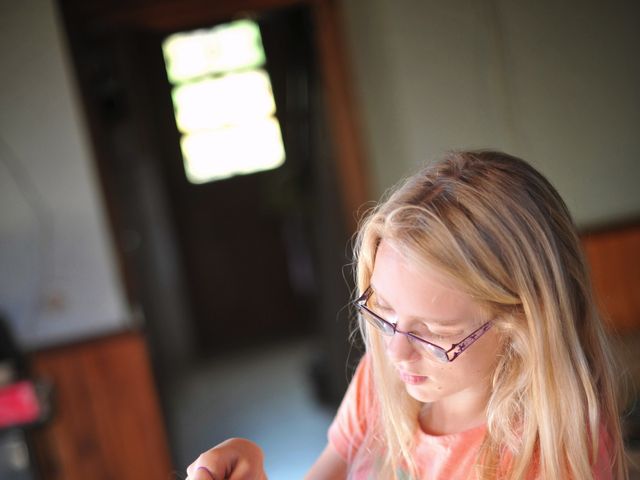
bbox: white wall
[0,0,130,349]
[341,0,640,228]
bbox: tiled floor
[164,338,335,479]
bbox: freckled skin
[370,241,502,434]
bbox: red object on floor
[0,380,41,429]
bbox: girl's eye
[417,327,462,341]
[431,331,457,340]
[369,301,464,340]
[372,303,394,316]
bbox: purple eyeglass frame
[354,287,493,363]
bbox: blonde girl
[186,150,627,479]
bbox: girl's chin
[405,383,441,403]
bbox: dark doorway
[138,8,320,355]
[56,0,368,470]
[56,0,365,396]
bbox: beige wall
[2,0,637,349]
[341,0,640,228]
[0,0,129,348]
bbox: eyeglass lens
[358,308,449,362]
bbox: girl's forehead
[371,240,480,322]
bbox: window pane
[172,70,276,133]
[181,118,286,184]
[163,20,266,83]
[162,19,286,184]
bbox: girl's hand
[186,438,268,480]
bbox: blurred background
[0,0,638,479]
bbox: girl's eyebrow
[370,284,459,326]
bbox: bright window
[162,20,285,184]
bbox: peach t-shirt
[328,354,613,479]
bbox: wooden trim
[578,215,640,237]
[72,0,305,31]
[311,0,370,233]
[581,223,640,332]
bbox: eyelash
[374,305,459,339]
[423,330,456,341]
[431,331,457,341]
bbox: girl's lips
[399,371,428,385]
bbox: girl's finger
[195,466,217,480]
[187,458,225,480]
[226,460,257,480]
[186,465,218,480]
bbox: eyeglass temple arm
[445,322,493,361]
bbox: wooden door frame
[56,0,370,402]
[61,0,370,234]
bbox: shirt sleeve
[327,353,376,462]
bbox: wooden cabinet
[28,332,173,480]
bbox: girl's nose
[385,331,421,363]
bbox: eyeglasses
[354,287,493,363]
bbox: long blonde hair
[352,150,627,479]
